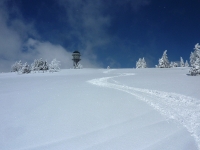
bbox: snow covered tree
[107,66,110,69]
[170,62,173,68]
[189,43,200,75]
[189,58,200,76]
[136,57,147,68]
[190,52,195,66]
[20,62,31,74]
[190,43,200,66]
[136,58,142,68]
[170,62,178,68]
[157,50,170,68]
[49,59,61,72]
[11,60,23,72]
[185,60,189,67]
[31,59,39,72]
[141,58,147,68]
[180,57,185,67]
[31,58,49,72]
[37,59,48,72]
[173,62,178,67]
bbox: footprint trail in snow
[88,72,200,149]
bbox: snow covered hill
[0,68,200,150]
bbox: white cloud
[23,38,99,69]
[0,1,99,72]
[0,0,152,72]
[0,20,22,59]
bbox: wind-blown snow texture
[0,68,199,150]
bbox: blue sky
[0,0,200,71]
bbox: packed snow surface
[0,68,200,150]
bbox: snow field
[0,68,199,150]
[88,68,200,149]
[89,75,200,148]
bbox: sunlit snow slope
[0,68,199,150]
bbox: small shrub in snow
[49,59,61,72]
[169,62,173,68]
[189,43,200,76]
[11,60,23,72]
[170,62,178,68]
[136,58,147,68]
[107,66,110,69]
[174,62,178,67]
[180,57,185,67]
[157,50,170,68]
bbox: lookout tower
[72,51,81,68]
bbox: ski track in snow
[88,71,200,149]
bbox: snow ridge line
[88,73,200,149]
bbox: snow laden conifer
[190,43,200,66]
[136,57,147,68]
[190,52,195,66]
[136,58,142,68]
[185,60,189,67]
[11,60,23,72]
[180,57,185,67]
[31,59,39,72]
[189,58,200,75]
[142,58,147,68]
[20,62,31,74]
[40,60,48,72]
[157,50,170,68]
[49,59,61,72]
[12,61,31,74]
[189,43,200,75]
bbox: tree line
[11,58,61,74]
[135,43,200,76]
